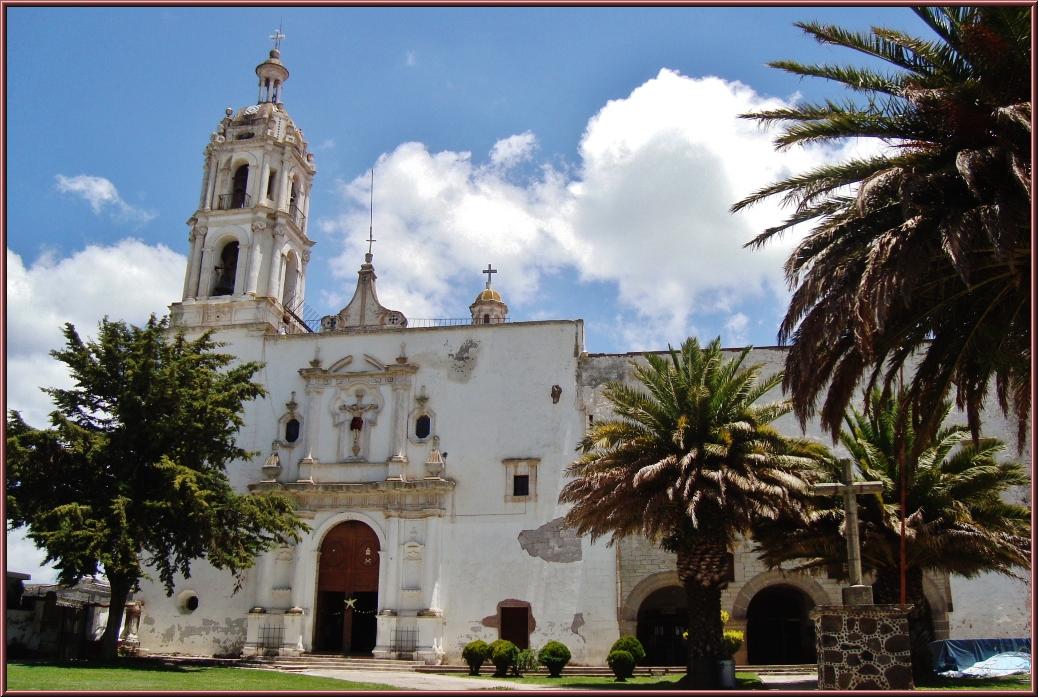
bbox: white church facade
[131,46,1030,665]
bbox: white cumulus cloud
[319,68,883,345]
[489,131,537,169]
[6,240,186,425]
[55,174,157,225]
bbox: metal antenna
[366,168,376,258]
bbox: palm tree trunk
[100,575,132,659]
[873,567,934,681]
[675,545,727,689]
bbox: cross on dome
[270,26,286,52]
[482,263,497,289]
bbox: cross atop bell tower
[171,38,317,335]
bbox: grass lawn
[451,671,764,690]
[5,661,402,691]
[916,674,1032,691]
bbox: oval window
[415,415,431,439]
[285,418,300,443]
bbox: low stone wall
[809,604,913,690]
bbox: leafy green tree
[731,7,1031,452]
[560,337,826,688]
[6,316,309,658]
[754,389,1030,678]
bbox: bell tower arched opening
[230,164,250,209]
[313,521,380,655]
[746,584,817,665]
[212,241,239,296]
[636,585,687,666]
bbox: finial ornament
[270,25,286,52]
[482,263,497,289]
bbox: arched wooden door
[313,521,380,654]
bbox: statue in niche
[333,388,380,460]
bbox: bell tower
[171,36,316,333]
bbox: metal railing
[217,192,252,210]
[391,627,418,653]
[259,624,284,652]
[288,203,306,228]
[408,317,510,327]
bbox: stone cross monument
[808,459,913,689]
[812,459,884,605]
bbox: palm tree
[559,337,826,688]
[730,7,1031,453]
[753,388,1030,679]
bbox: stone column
[810,604,914,690]
[385,516,401,611]
[197,246,216,299]
[235,241,251,296]
[255,147,270,204]
[281,607,305,656]
[290,546,316,612]
[387,381,408,479]
[198,157,211,210]
[298,385,322,480]
[205,152,219,210]
[247,223,267,295]
[262,226,284,298]
[254,550,274,609]
[182,227,202,300]
[421,517,441,612]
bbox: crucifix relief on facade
[332,387,382,461]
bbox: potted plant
[718,611,744,689]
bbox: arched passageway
[746,584,817,665]
[313,521,380,654]
[636,585,687,666]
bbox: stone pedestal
[281,608,305,656]
[810,604,914,690]
[242,607,266,657]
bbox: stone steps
[245,655,425,672]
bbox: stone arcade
[132,45,1030,665]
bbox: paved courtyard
[299,667,819,690]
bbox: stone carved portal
[314,521,380,654]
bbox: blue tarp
[929,638,1031,673]
[939,652,1030,678]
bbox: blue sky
[6,5,927,581]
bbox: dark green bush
[461,639,490,675]
[489,639,519,677]
[538,640,572,677]
[607,649,635,681]
[609,635,646,664]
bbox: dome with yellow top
[474,287,502,303]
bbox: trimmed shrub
[462,639,490,675]
[514,648,537,676]
[609,635,646,665]
[537,641,572,677]
[607,649,635,681]
[489,639,519,677]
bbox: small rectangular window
[513,475,530,497]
